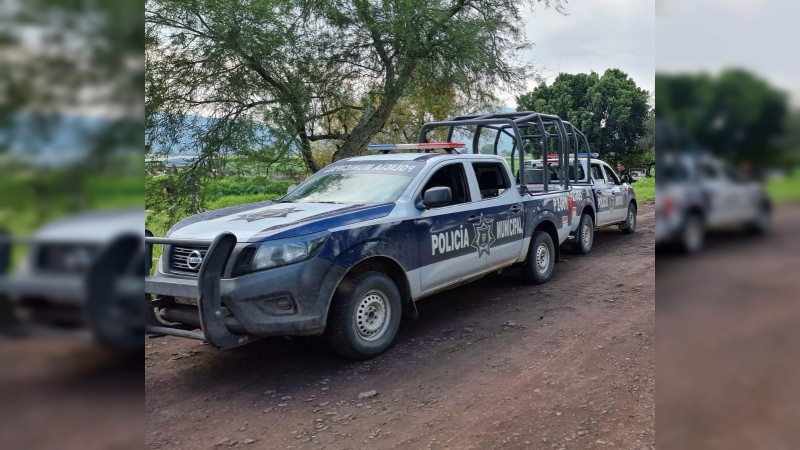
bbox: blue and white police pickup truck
[145,140,574,359]
[446,112,637,255]
[523,152,638,254]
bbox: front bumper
[145,233,345,349]
[655,212,682,244]
[0,234,143,348]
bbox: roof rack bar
[419,118,529,194]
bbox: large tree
[656,69,787,165]
[516,69,651,162]
[146,0,565,173]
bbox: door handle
[467,215,481,223]
[510,204,522,213]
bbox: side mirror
[620,175,629,184]
[286,184,298,195]
[418,186,452,209]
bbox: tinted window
[723,166,745,183]
[421,163,470,206]
[698,163,721,180]
[524,162,586,182]
[603,165,621,184]
[472,162,510,199]
[590,164,604,182]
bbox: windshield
[284,160,423,204]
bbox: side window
[472,162,511,199]
[723,166,745,183]
[698,163,721,180]
[602,165,621,184]
[565,163,586,181]
[590,164,605,182]
[421,163,470,207]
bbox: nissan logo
[186,250,204,270]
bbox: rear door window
[472,162,510,200]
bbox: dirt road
[146,204,656,450]
[656,204,800,449]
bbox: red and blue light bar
[367,142,466,153]
[544,152,599,160]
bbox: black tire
[620,202,637,234]
[571,213,594,254]
[679,213,705,254]
[325,271,402,360]
[746,202,771,235]
[522,231,556,285]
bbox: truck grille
[170,245,208,275]
[36,244,98,274]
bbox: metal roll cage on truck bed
[145,110,578,354]
[418,111,592,192]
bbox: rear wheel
[522,231,556,285]
[679,213,705,254]
[746,202,771,235]
[572,213,594,254]
[325,271,401,359]
[620,203,637,234]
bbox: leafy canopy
[656,69,788,166]
[146,0,565,173]
[516,69,651,164]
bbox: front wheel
[325,271,402,360]
[620,203,637,234]
[521,231,556,285]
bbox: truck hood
[35,208,144,242]
[165,201,395,242]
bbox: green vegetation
[516,69,653,165]
[0,170,142,235]
[146,0,566,173]
[766,169,800,204]
[145,175,293,235]
[656,70,789,167]
[633,176,655,203]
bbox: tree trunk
[297,127,320,173]
[333,63,416,161]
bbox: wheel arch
[533,219,560,262]
[580,204,596,225]
[334,255,415,319]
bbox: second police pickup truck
[521,121,638,254]
[145,112,623,359]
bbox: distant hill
[1,113,140,167]
[146,113,275,157]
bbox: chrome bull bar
[145,231,244,349]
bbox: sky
[656,0,800,106]
[497,0,656,107]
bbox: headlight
[250,233,329,272]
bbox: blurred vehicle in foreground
[655,151,771,253]
[0,209,143,350]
